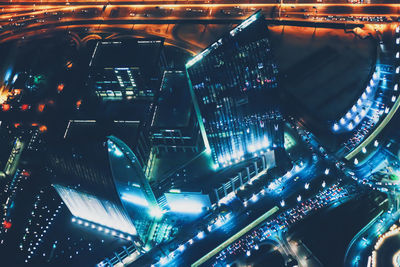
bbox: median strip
[191,206,279,267]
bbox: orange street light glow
[38,103,45,112]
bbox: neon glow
[54,185,137,235]
[121,193,149,207]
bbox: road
[125,117,357,266]
[344,192,400,267]
[0,2,398,49]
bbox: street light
[297,195,301,202]
[322,181,326,188]
[305,183,310,190]
[374,140,379,147]
[280,200,285,207]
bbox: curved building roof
[51,136,159,246]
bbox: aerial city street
[0,0,399,266]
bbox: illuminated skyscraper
[50,136,161,249]
[88,39,166,101]
[186,12,283,168]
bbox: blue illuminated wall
[186,12,283,168]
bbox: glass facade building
[186,12,283,168]
[50,136,161,248]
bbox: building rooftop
[90,39,164,69]
[152,71,192,129]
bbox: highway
[0,2,398,47]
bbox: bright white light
[112,231,117,236]
[113,146,123,157]
[396,67,399,74]
[374,140,379,147]
[121,193,149,207]
[246,250,251,257]
[395,84,399,91]
[392,96,396,102]
[370,80,374,86]
[355,116,360,123]
[197,231,205,239]
[77,220,82,225]
[340,118,346,125]
[333,123,339,131]
[160,257,168,265]
[322,181,326,188]
[373,72,377,79]
[248,144,255,153]
[347,122,353,130]
[352,105,357,112]
[325,168,330,175]
[280,200,285,207]
[98,226,103,231]
[362,93,367,99]
[255,244,259,250]
[84,222,89,227]
[167,196,207,214]
[297,195,301,202]
[105,229,110,234]
[362,147,367,153]
[396,38,400,44]
[251,194,258,202]
[178,245,185,252]
[150,207,164,219]
[346,112,351,119]
[305,183,310,190]
[357,99,362,106]
[354,158,359,165]
[71,218,76,222]
[361,109,366,116]
[366,86,371,93]
[396,52,399,59]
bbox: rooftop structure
[88,39,166,101]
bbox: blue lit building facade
[50,136,162,249]
[186,12,283,168]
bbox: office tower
[186,12,282,168]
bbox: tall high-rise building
[50,136,162,249]
[186,12,283,168]
[88,39,166,101]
